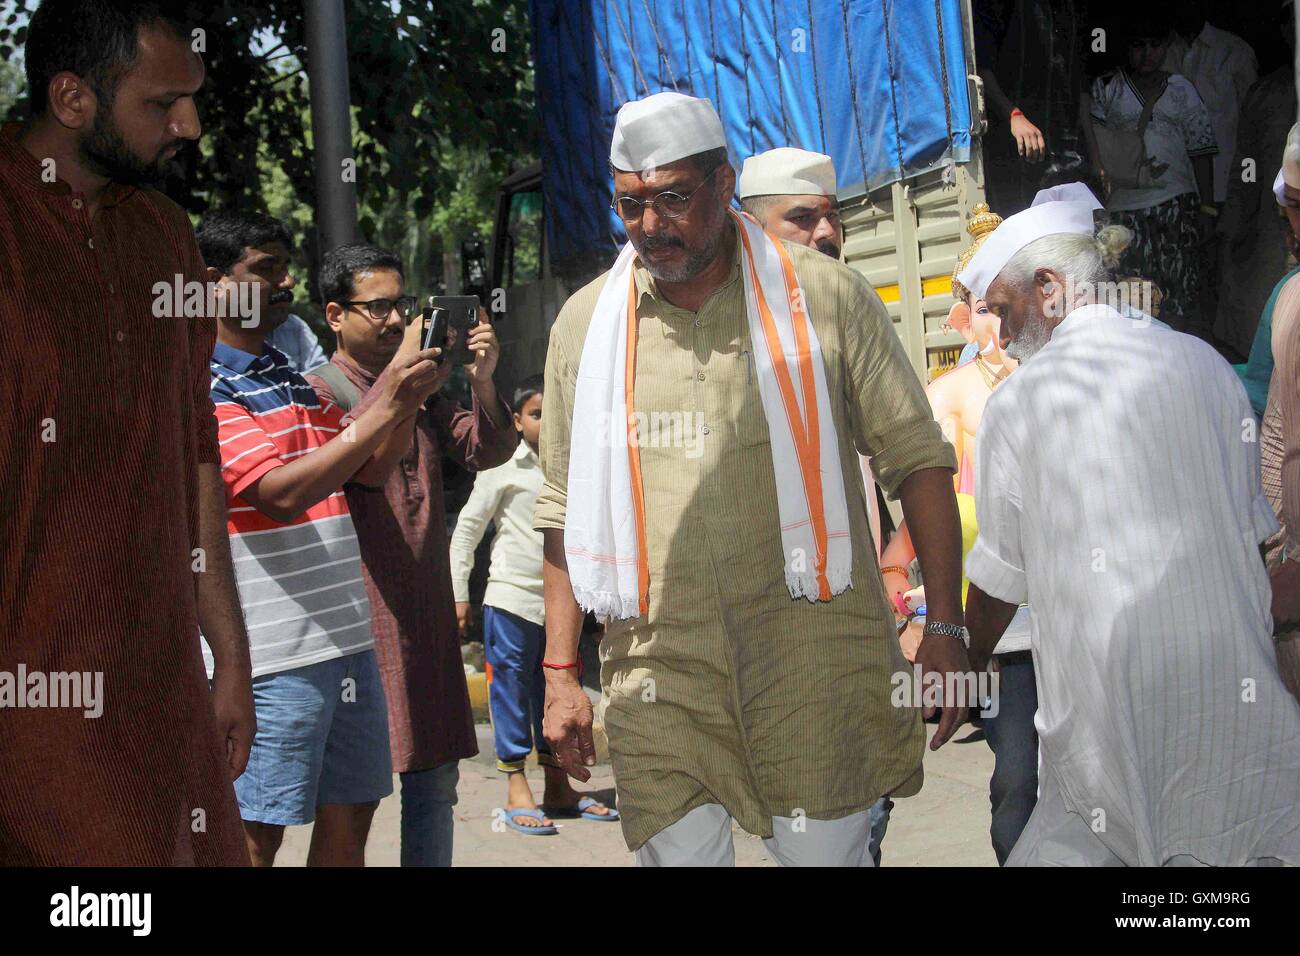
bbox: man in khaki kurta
[538,93,968,866]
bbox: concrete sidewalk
[277,721,999,866]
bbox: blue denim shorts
[235,650,393,826]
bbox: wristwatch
[923,620,971,649]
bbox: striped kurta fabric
[0,123,246,864]
[968,304,1300,865]
[307,352,518,773]
[536,226,957,850]
[205,343,372,678]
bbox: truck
[488,0,991,398]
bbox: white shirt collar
[1053,301,1158,338]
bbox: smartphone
[421,299,450,361]
[429,295,481,365]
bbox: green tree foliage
[0,0,537,336]
[0,58,21,121]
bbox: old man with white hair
[948,188,1300,866]
[536,92,967,866]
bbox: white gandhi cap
[609,92,727,172]
[1031,181,1104,210]
[955,187,1099,300]
[738,147,837,198]
[1275,123,1300,206]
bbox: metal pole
[304,0,358,253]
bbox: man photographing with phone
[307,244,517,866]
[204,219,445,868]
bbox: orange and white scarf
[565,210,852,620]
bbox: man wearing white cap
[739,145,893,863]
[739,147,843,259]
[948,189,1300,866]
[536,92,967,866]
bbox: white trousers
[634,803,875,867]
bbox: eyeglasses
[341,296,418,321]
[610,166,720,222]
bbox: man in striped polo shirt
[202,214,446,866]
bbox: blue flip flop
[574,796,620,821]
[502,807,558,835]
[543,796,621,821]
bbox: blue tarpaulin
[529,0,973,280]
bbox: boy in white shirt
[450,376,618,833]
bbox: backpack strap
[307,360,361,414]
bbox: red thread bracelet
[1010,108,1024,117]
[543,659,583,678]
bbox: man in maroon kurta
[307,245,517,865]
[0,6,250,865]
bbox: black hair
[195,211,293,274]
[1121,14,1173,45]
[684,146,730,178]
[318,243,405,306]
[24,0,190,117]
[512,373,545,413]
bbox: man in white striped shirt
[948,193,1300,866]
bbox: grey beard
[1004,321,1052,363]
[633,199,729,283]
[641,244,715,282]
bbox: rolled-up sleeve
[430,391,518,472]
[534,318,576,532]
[965,403,1028,605]
[842,276,956,497]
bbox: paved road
[278,720,999,866]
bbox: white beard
[1004,320,1052,363]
